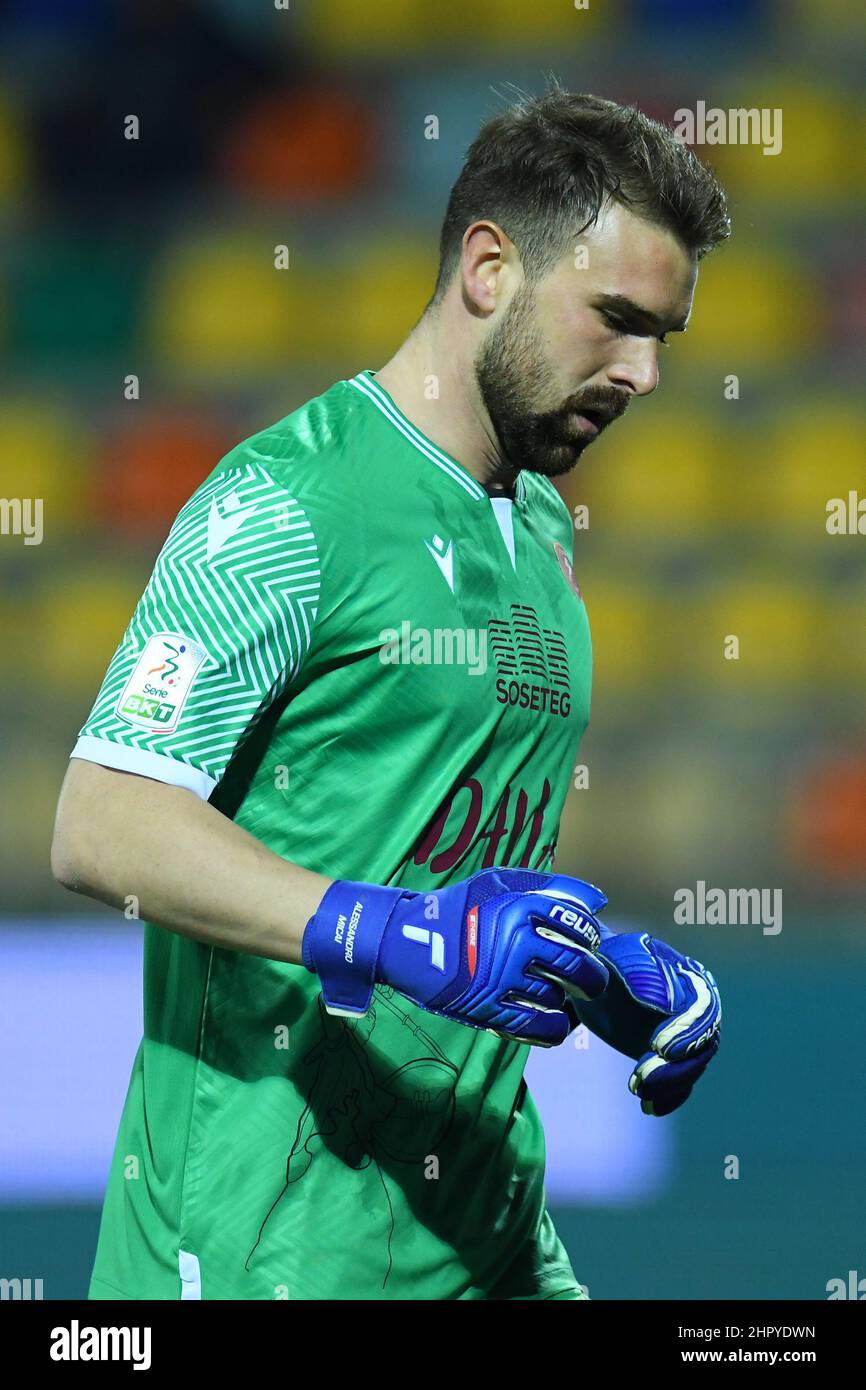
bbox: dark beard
[474,284,627,481]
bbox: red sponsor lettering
[467,906,478,977]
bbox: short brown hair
[431,82,730,304]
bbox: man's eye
[602,312,628,336]
[602,311,669,347]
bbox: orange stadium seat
[786,753,866,880]
[221,88,376,201]
[94,411,230,535]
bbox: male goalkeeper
[52,88,726,1301]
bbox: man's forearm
[51,759,331,964]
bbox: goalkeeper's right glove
[302,867,610,1048]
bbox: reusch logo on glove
[547,901,601,952]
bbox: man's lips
[564,401,625,437]
[570,411,600,436]
[564,409,611,438]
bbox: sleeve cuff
[70,735,218,801]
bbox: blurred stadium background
[1,0,864,1299]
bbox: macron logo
[206,492,257,562]
[425,535,455,593]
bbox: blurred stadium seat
[146,234,298,376]
[758,407,866,534]
[580,410,725,539]
[30,568,144,692]
[94,410,227,536]
[303,0,607,56]
[221,87,378,201]
[679,577,822,690]
[0,88,31,212]
[681,246,824,366]
[11,237,145,367]
[0,400,93,533]
[580,578,670,693]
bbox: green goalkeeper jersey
[74,369,593,1301]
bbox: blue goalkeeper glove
[302,868,610,1048]
[572,930,721,1116]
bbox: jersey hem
[89,1275,139,1301]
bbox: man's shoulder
[213,376,363,488]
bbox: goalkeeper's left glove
[571,930,721,1116]
[303,869,610,1047]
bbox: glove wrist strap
[303,880,404,1016]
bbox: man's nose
[606,340,659,397]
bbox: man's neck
[373,319,516,490]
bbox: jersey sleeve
[72,458,321,799]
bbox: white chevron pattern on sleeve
[77,461,321,789]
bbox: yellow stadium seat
[707,80,861,203]
[303,0,606,56]
[777,0,866,39]
[0,401,93,534]
[582,578,669,693]
[0,740,72,887]
[303,0,431,55]
[473,0,608,42]
[618,749,749,876]
[0,589,36,687]
[337,242,436,359]
[147,235,300,376]
[755,407,866,535]
[683,242,823,365]
[816,587,866,691]
[559,747,748,888]
[31,569,147,692]
[0,89,31,210]
[582,409,724,538]
[674,579,821,689]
